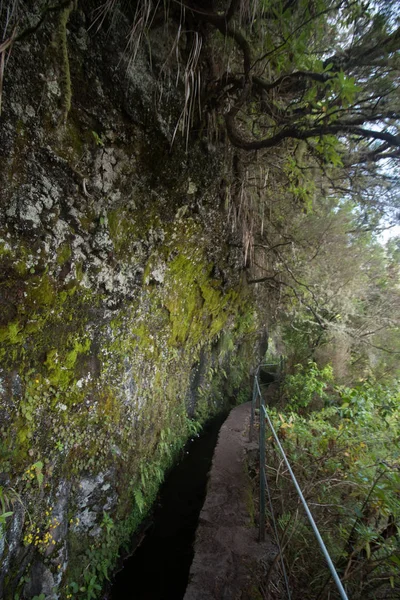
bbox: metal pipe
[259,390,266,541]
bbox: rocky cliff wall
[0,3,260,598]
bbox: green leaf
[91,130,104,147]
[0,511,13,525]
[134,489,145,513]
[390,556,400,567]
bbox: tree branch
[225,118,400,152]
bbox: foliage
[0,509,13,528]
[264,366,400,599]
[283,361,333,410]
[270,204,400,382]
[0,486,20,542]
[186,417,203,437]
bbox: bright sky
[379,224,400,244]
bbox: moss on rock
[0,5,261,599]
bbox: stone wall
[0,3,259,598]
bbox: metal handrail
[251,364,349,600]
[249,362,281,442]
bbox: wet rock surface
[0,3,259,597]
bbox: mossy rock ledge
[0,4,262,598]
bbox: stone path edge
[183,402,276,600]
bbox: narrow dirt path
[184,402,276,600]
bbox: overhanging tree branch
[224,118,400,152]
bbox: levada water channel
[106,413,226,599]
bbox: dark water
[109,413,227,600]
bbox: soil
[183,402,277,600]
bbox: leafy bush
[264,374,400,599]
[283,361,333,410]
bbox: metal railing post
[259,387,266,541]
[249,374,257,442]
